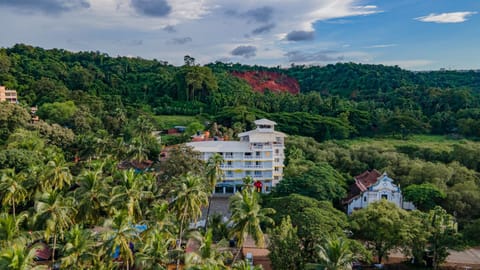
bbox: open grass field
[153,115,199,129]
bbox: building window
[381,194,388,200]
[364,196,367,202]
[274,167,279,172]
[215,186,223,194]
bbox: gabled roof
[343,169,382,204]
[254,118,276,126]
[354,169,381,192]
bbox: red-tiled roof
[354,169,381,192]
[343,170,382,204]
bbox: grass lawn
[153,115,199,129]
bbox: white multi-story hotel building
[186,119,287,194]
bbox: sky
[0,0,478,70]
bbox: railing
[244,165,263,169]
[220,165,234,169]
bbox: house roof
[238,129,287,139]
[186,141,251,153]
[354,169,381,192]
[343,169,382,204]
[254,118,277,126]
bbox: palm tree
[34,190,76,265]
[74,167,110,225]
[128,136,150,163]
[0,239,48,270]
[231,260,263,270]
[135,227,175,270]
[0,212,28,248]
[185,229,231,269]
[102,211,140,270]
[0,169,28,226]
[39,154,73,192]
[61,224,96,269]
[170,173,209,269]
[110,169,152,223]
[229,183,275,263]
[204,154,224,230]
[317,236,355,270]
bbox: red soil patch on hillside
[232,71,300,94]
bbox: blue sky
[0,0,478,70]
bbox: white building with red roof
[344,170,415,214]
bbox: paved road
[447,248,480,264]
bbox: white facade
[186,119,286,194]
[346,172,415,215]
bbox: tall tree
[268,216,303,270]
[34,190,76,265]
[350,200,409,263]
[170,173,209,269]
[428,206,459,270]
[0,212,28,248]
[0,240,48,270]
[185,229,231,269]
[316,236,355,270]
[110,169,153,223]
[74,166,111,226]
[102,212,140,270]
[39,154,73,192]
[229,181,275,263]
[204,153,224,230]
[61,224,96,269]
[0,169,27,226]
[403,183,446,211]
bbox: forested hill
[2,44,480,141]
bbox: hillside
[1,44,480,141]
[1,44,480,269]
[231,70,300,94]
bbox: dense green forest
[1,44,480,269]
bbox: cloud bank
[415,11,477,23]
[231,45,257,58]
[131,0,172,17]
[286,30,315,41]
[0,0,90,14]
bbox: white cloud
[365,44,397,49]
[415,11,477,23]
[0,0,381,65]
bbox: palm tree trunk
[12,200,16,229]
[52,233,57,266]
[176,207,188,270]
[232,244,243,265]
[204,195,213,230]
